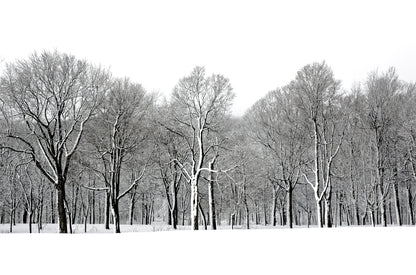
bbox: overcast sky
[1,0,415,116]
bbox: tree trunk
[392,182,402,226]
[191,179,199,230]
[170,178,178,229]
[56,182,68,233]
[287,184,293,228]
[50,188,55,224]
[208,161,217,230]
[244,202,250,230]
[272,185,278,226]
[263,200,268,226]
[324,189,332,228]
[376,147,387,227]
[198,202,207,230]
[407,184,414,225]
[378,186,387,226]
[129,196,135,225]
[370,208,376,227]
[28,211,33,234]
[22,208,27,224]
[104,191,110,230]
[9,210,13,233]
[111,200,121,233]
[91,190,95,224]
[84,215,88,233]
[316,199,323,228]
[38,207,43,232]
[38,191,44,231]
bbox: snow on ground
[0,222,298,233]
[0,224,414,275]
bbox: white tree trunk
[191,179,199,230]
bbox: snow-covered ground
[0,222,298,233]
[0,224,414,275]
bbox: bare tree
[247,88,308,228]
[290,61,344,227]
[83,78,152,233]
[167,67,234,230]
[0,51,110,233]
[362,68,402,227]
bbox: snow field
[0,226,414,275]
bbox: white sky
[1,0,415,116]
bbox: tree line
[0,50,415,233]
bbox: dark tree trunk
[407,184,414,225]
[38,204,43,232]
[287,184,293,228]
[208,160,217,230]
[28,211,33,234]
[370,209,376,227]
[172,191,178,229]
[198,202,207,230]
[104,191,110,230]
[167,207,172,225]
[98,193,102,224]
[50,188,55,224]
[324,184,332,228]
[22,208,28,224]
[56,182,68,233]
[244,202,250,230]
[263,190,268,225]
[338,193,342,227]
[9,210,13,233]
[38,189,44,231]
[91,190,95,224]
[170,183,178,229]
[272,185,278,226]
[84,215,88,233]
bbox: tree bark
[111,201,121,233]
[191,179,199,230]
[324,197,332,228]
[316,199,322,228]
[287,184,293,228]
[56,182,68,233]
[91,190,95,224]
[244,201,250,230]
[392,182,402,226]
[208,160,217,230]
[272,185,278,226]
[28,211,33,234]
[169,183,178,229]
[50,188,55,224]
[314,120,323,228]
[198,202,207,230]
[104,191,110,230]
[407,184,414,225]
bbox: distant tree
[246,88,308,228]
[153,123,186,229]
[83,78,152,233]
[362,68,402,227]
